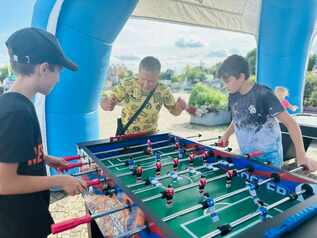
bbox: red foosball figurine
[156,159,162,176]
[165,184,175,207]
[175,140,180,150]
[202,150,209,163]
[136,164,143,182]
[145,139,153,155]
[173,158,179,171]
[225,169,237,188]
[188,152,195,166]
[199,175,207,194]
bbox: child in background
[274,86,298,112]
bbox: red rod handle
[59,162,83,172]
[213,140,229,147]
[86,178,101,187]
[51,214,92,234]
[63,155,81,162]
[247,151,263,158]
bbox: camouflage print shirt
[109,79,177,133]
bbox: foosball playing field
[52,132,317,238]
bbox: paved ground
[48,91,317,238]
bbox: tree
[209,62,222,77]
[160,69,175,81]
[246,49,256,75]
[307,54,317,71]
[0,65,9,82]
[185,66,207,84]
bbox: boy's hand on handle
[57,176,87,196]
[299,157,317,172]
[217,135,229,147]
[45,156,68,169]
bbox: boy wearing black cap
[0,27,87,238]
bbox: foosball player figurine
[202,150,209,163]
[199,175,207,194]
[188,152,195,166]
[175,139,180,149]
[155,159,162,176]
[135,164,143,182]
[173,157,179,171]
[258,206,268,222]
[245,179,264,207]
[201,192,219,223]
[225,169,237,188]
[178,147,185,160]
[154,151,161,162]
[125,156,135,171]
[162,184,175,207]
[145,139,153,155]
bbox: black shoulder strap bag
[116,85,158,136]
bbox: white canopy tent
[132,0,261,35]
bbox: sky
[1,0,317,73]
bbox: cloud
[174,37,204,48]
[207,49,228,58]
[114,54,141,61]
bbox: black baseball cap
[5,27,78,71]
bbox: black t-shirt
[0,92,53,238]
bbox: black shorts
[166,195,173,200]
[199,185,205,190]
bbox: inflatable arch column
[257,0,317,112]
[31,0,138,171]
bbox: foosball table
[52,132,317,238]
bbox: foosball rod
[186,133,202,139]
[162,166,305,222]
[127,163,209,188]
[94,139,171,156]
[203,189,307,238]
[144,167,249,203]
[106,150,178,169]
[72,168,100,177]
[99,143,180,162]
[197,136,220,143]
[117,157,189,178]
[118,150,211,178]
[99,136,216,162]
[51,204,132,234]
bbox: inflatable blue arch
[31,0,317,169]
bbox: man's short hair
[139,56,161,73]
[217,54,250,80]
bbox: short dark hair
[9,49,58,76]
[10,61,58,76]
[139,56,161,73]
[217,55,250,80]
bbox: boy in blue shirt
[217,55,316,170]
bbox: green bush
[304,72,317,107]
[189,83,228,112]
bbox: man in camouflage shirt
[101,56,186,133]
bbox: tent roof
[132,0,261,35]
